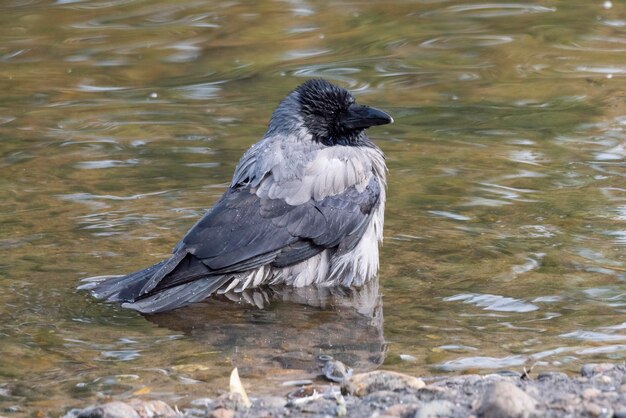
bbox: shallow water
[0,0,625,414]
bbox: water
[0,0,625,414]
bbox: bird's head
[269,79,393,146]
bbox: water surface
[0,0,625,414]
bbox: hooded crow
[81,79,392,313]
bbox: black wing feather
[158,176,380,288]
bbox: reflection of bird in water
[81,79,392,313]
[147,280,386,378]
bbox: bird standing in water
[82,79,393,313]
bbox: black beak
[341,103,393,130]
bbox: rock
[582,401,610,417]
[208,408,234,418]
[127,399,178,417]
[255,396,286,410]
[71,400,179,418]
[384,403,420,417]
[363,389,419,406]
[414,400,457,418]
[536,372,569,381]
[213,393,249,411]
[63,364,626,418]
[581,363,616,377]
[190,398,213,408]
[342,371,425,397]
[594,375,612,384]
[582,388,601,400]
[476,381,537,418]
[76,402,140,418]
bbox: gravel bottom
[65,362,626,418]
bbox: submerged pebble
[477,380,537,418]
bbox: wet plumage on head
[80,79,393,313]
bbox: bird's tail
[78,256,232,314]
[78,261,167,303]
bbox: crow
[81,79,393,313]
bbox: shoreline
[65,362,626,417]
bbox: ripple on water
[100,350,141,361]
[286,26,319,34]
[161,41,203,63]
[444,293,540,313]
[605,230,626,245]
[555,35,626,53]
[507,150,548,166]
[560,331,626,342]
[0,116,16,125]
[281,48,331,61]
[374,60,485,89]
[561,65,626,78]
[56,0,139,8]
[420,35,514,49]
[173,147,214,155]
[76,211,160,234]
[576,345,626,355]
[601,322,626,331]
[70,6,220,29]
[437,345,478,353]
[428,210,471,221]
[422,3,556,19]
[510,254,543,277]
[600,18,626,28]
[173,82,224,100]
[532,295,562,303]
[463,183,537,207]
[75,159,139,169]
[77,84,128,92]
[475,183,539,203]
[59,191,168,209]
[185,162,219,168]
[520,225,559,238]
[291,64,363,88]
[437,355,528,372]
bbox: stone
[213,393,249,411]
[76,402,140,418]
[414,400,457,418]
[582,388,601,400]
[476,381,537,418]
[208,408,234,418]
[536,372,569,382]
[384,403,420,417]
[342,371,425,397]
[582,401,609,417]
[127,399,178,417]
[190,398,213,408]
[255,396,286,410]
[581,364,616,378]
